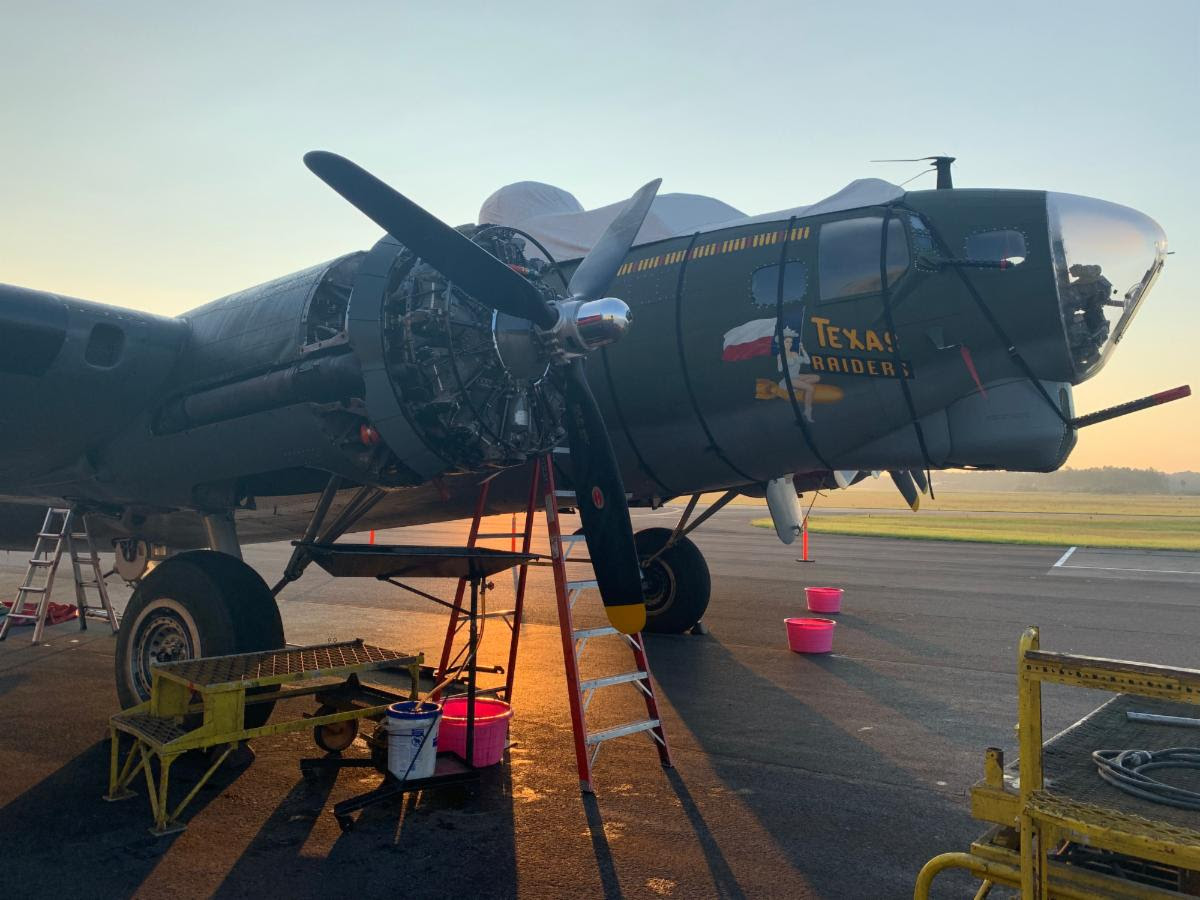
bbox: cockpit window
[818,216,908,302]
[751,262,808,306]
[909,214,935,253]
[965,229,1027,265]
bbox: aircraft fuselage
[0,186,1168,550]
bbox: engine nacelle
[6,228,580,510]
[350,228,568,476]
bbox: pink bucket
[805,586,843,613]
[785,617,836,653]
[439,697,513,767]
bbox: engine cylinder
[349,228,567,474]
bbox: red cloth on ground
[1,600,78,626]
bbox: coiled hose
[1093,748,1200,810]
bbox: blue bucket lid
[386,700,441,720]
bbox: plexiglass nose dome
[1047,192,1168,381]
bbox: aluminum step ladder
[543,451,672,793]
[0,507,119,644]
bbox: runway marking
[1057,563,1200,576]
[1053,546,1077,568]
[1049,546,1200,577]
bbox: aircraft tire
[636,527,711,634]
[178,550,285,661]
[114,551,285,728]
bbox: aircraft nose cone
[1048,192,1167,382]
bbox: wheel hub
[640,557,676,614]
[131,610,195,699]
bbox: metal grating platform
[154,639,419,689]
[1031,693,1200,834]
[111,711,189,746]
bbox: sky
[1,0,1197,470]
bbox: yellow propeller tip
[606,603,646,635]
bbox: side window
[818,216,908,302]
[751,262,808,306]
[965,229,1027,265]
[85,323,125,368]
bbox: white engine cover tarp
[478,178,905,263]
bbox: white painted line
[1058,563,1200,576]
[1052,546,1077,568]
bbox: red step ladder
[433,465,541,704]
[434,453,672,792]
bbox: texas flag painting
[721,318,777,362]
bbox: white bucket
[385,701,441,781]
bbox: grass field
[747,490,1200,551]
[797,489,1200,517]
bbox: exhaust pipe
[154,353,363,434]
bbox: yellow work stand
[916,626,1200,899]
[105,639,421,835]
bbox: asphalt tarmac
[1,505,1197,899]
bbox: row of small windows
[749,218,1027,306]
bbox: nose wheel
[635,527,711,634]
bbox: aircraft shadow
[645,630,983,899]
[210,764,339,899]
[0,669,28,699]
[310,751,520,899]
[827,609,961,661]
[0,739,246,896]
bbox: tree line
[934,467,1200,495]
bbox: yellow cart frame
[106,639,420,835]
[916,626,1200,899]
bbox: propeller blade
[889,470,921,511]
[567,179,662,302]
[562,359,645,633]
[304,151,557,329]
[910,468,929,494]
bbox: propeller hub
[571,297,632,351]
[304,150,655,634]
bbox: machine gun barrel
[1070,385,1191,429]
